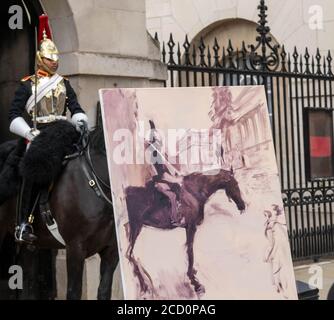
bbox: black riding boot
[15,180,37,244]
[0,139,26,206]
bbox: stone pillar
[41,0,167,126]
[41,0,167,300]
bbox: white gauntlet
[26,128,41,141]
[9,117,40,141]
[71,112,88,132]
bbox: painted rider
[8,14,88,243]
[147,120,185,227]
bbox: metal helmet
[36,14,59,74]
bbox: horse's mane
[89,123,106,154]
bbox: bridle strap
[86,144,111,190]
[71,126,112,206]
[80,144,113,206]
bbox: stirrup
[14,223,37,244]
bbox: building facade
[146,0,334,57]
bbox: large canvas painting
[99,86,298,300]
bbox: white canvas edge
[98,88,128,300]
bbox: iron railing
[156,0,334,260]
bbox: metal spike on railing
[293,47,299,73]
[154,32,159,42]
[304,47,310,74]
[236,48,240,69]
[199,37,207,67]
[327,50,333,76]
[299,55,303,74]
[311,56,315,74]
[222,47,226,68]
[213,37,220,67]
[207,46,212,67]
[323,56,327,76]
[227,39,235,69]
[287,53,291,73]
[281,45,287,72]
[241,41,248,70]
[177,43,181,65]
[316,48,322,75]
[162,42,166,64]
[192,43,197,66]
[183,35,191,66]
[167,33,176,65]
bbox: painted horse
[125,168,246,296]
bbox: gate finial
[248,0,280,71]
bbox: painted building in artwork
[175,128,222,174]
[175,87,273,174]
[218,87,272,169]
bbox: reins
[76,126,113,206]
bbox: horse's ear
[149,120,156,129]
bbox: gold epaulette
[21,75,33,82]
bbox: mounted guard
[6,14,88,243]
[146,120,185,227]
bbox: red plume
[38,14,52,43]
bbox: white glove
[71,113,88,132]
[9,117,40,141]
[26,128,40,141]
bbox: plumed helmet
[36,14,59,74]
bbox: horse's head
[89,124,106,155]
[217,169,246,213]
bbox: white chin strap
[9,117,31,139]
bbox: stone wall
[41,0,167,126]
[146,0,334,56]
[38,0,167,300]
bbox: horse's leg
[186,224,205,295]
[97,245,119,300]
[66,244,86,300]
[126,222,151,293]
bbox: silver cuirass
[31,76,66,121]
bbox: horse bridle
[82,143,113,206]
[70,126,113,206]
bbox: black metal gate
[157,0,334,260]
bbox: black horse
[0,122,118,300]
[125,169,246,296]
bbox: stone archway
[0,1,61,301]
[0,0,80,143]
[40,0,79,56]
[0,0,42,143]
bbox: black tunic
[8,78,85,122]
